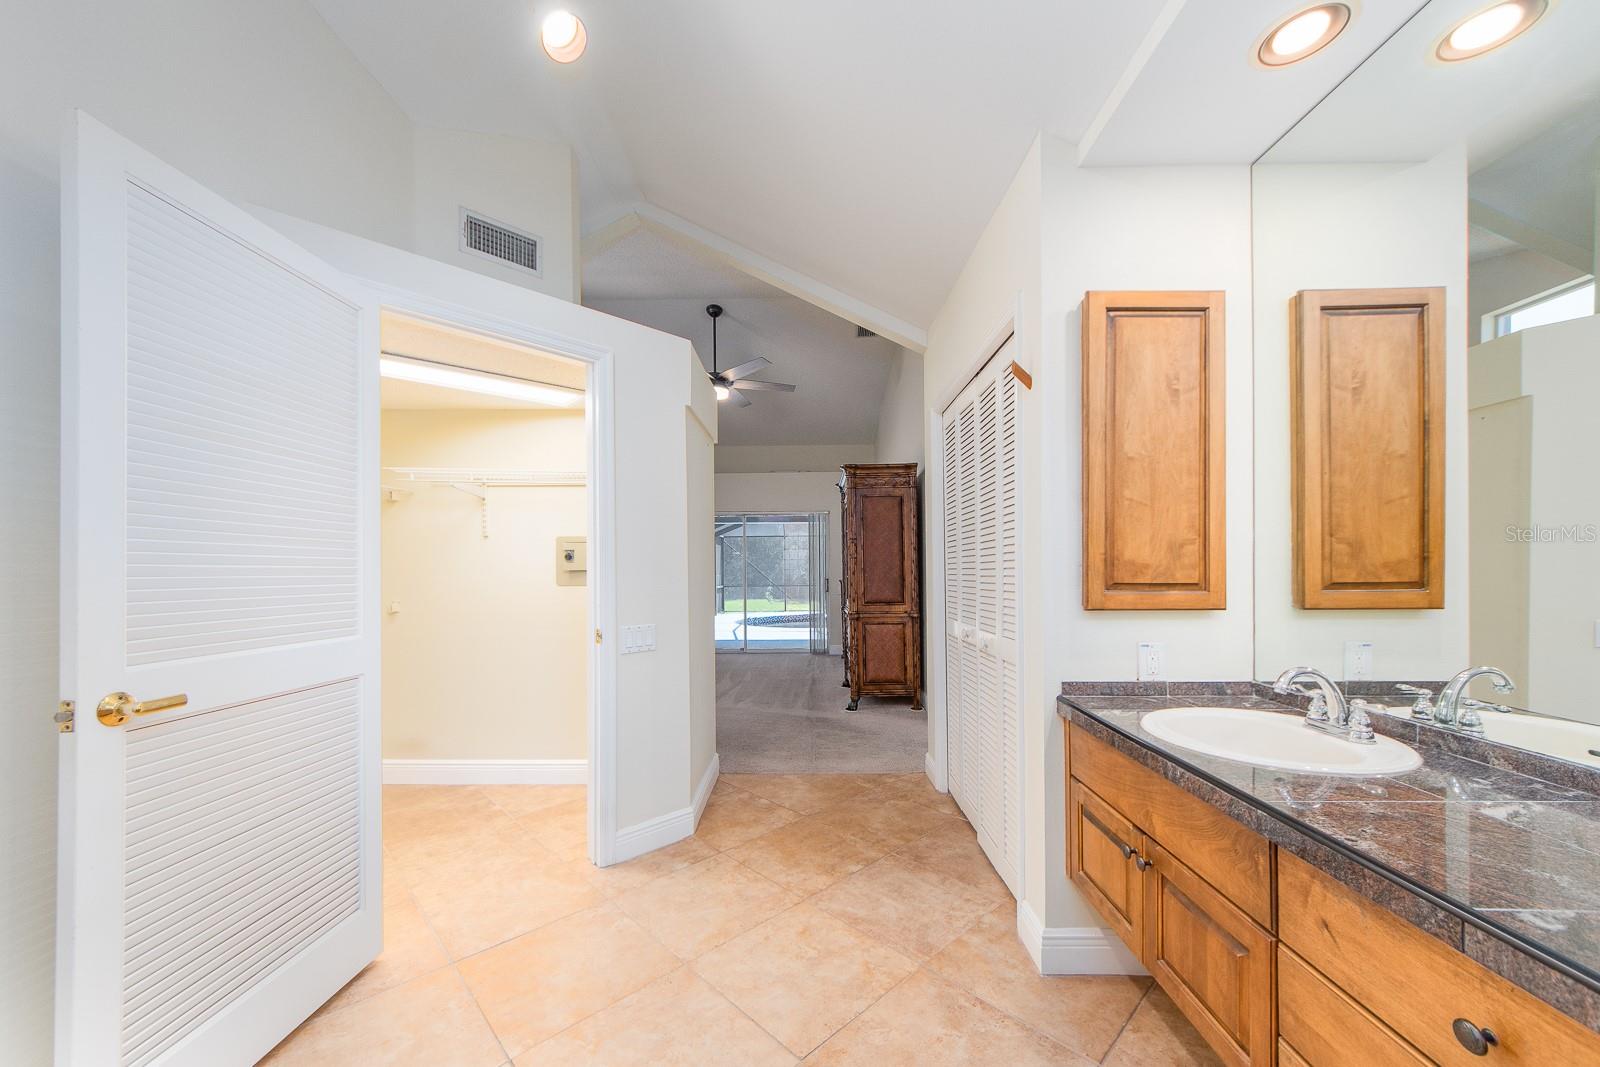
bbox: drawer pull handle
[1133,855,1152,872]
[1451,1018,1498,1056]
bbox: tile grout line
[1097,982,1157,1064]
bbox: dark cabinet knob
[1133,855,1152,872]
[1451,1018,1498,1056]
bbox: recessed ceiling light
[541,9,587,63]
[1257,4,1352,67]
[380,354,584,408]
[1436,0,1546,62]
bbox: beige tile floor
[262,774,1221,1065]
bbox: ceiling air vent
[459,207,542,277]
[855,325,877,339]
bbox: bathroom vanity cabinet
[1066,723,1599,1066]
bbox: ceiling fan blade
[732,380,796,392]
[720,357,772,381]
[726,388,753,407]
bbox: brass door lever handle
[97,691,188,727]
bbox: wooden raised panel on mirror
[1291,288,1445,608]
[1143,840,1275,1067]
[1083,290,1226,610]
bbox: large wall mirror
[1252,0,1600,760]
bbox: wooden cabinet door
[1291,288,1445,608]
[1067,780,1143,954]
[1143,841,1275,1067]
[853,615,916,693]
[1082,290,1226,610]
[849,485,918,615]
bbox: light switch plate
[1137,642,1166,681]
[1344,641,1375,681]
[620,624,657,654]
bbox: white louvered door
[58,113,381,1067]
[940,339,1022,896]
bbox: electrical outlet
[1137,642,1166,681]
[1343,641,1375,681]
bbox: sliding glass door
[715,513,828,652]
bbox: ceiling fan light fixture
[541,9,587,63]
[1436,0,1546,62]
[714,384,731,401]
[1256,4,1351,67]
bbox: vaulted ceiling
[311,0,1433,333]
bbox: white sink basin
[1140,708,1423,776]
[1473,713,1600,768]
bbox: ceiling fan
[704,303,795,407]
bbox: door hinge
[595,628,603,645]
[55,699,75,734]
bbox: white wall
[0,4,416,1059]
[1470,317,1600,723]
[715,472,849,652]
[381,409,588,761]
[687,411,719,790]
[875,347,926,466]
[1252,153,1471,684]
[714,443,875,473]
[412,124,580,302]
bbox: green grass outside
[718,598,812,613]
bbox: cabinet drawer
[1069,726,1273,926]
[1279,850,1600,1064]
[1278,945,1428,1066]
[1068,779,1142,952]
[1143,840,1275,1067]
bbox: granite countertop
[1058,686,1600,1031]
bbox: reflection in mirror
[1252,0,1600,762]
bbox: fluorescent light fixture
[541,9,587,63]
[380,355,583,408]
[1257,4,1351,67]
[1437,0,1546,61]
[713,384,731,401]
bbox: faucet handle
[1304,691,1331,723]
[1347,703,1376,743]
[1456,701,1486,736]
[1395,684,1435,720]
[1462,698,1513,716]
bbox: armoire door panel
[1292,288,1445,609]
[1083,291,1226,610]
[859,491,911,609]
[857,616,914,688]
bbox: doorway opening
[377,311,594,866]
[714,512,828,652]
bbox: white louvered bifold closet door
[58,113,381,1067]
[940,342,1022,896]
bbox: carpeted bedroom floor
[716,653,927,774]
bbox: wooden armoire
[838,463,922,711]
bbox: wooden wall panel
[1291,288,1445,609]
[1083,291,1226,610]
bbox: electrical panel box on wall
[556,536,586,587]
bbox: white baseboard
[381,758,588,785]
[612,753,720,865]
[692,751,720,823]
[1016,900,1146,976]
[924,751,946,793]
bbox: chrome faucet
[1272,666,1375,744]
[1436,667,1516,734]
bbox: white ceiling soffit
[310,0,1168,330]
[1078,0,1431,166]
[1263,0,1600,167]
[585,270,898,448]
